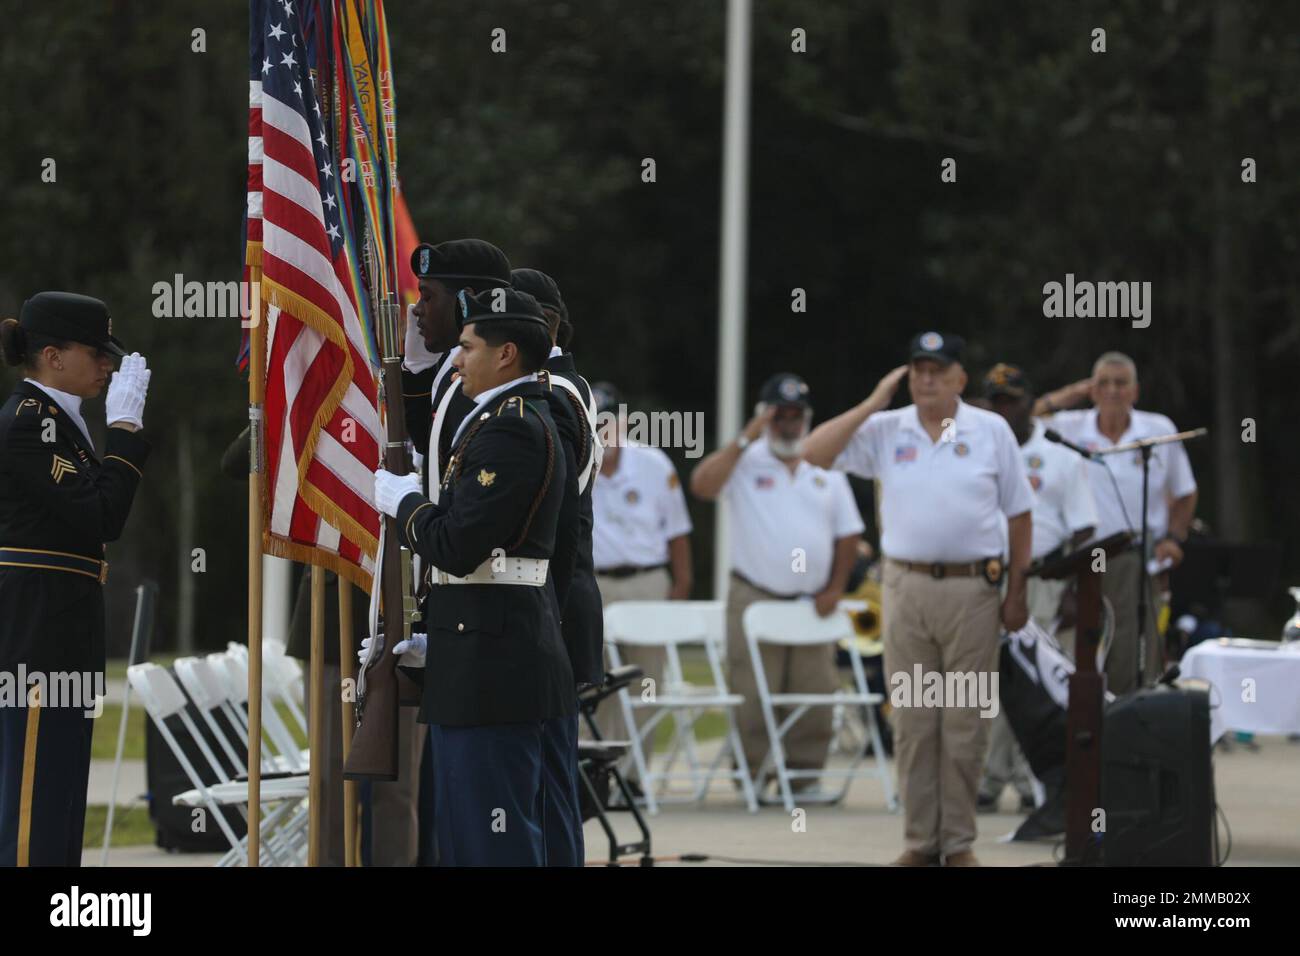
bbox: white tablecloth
[1179,639,1300,742]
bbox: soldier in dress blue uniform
[401,239,513,498]
[0,292,151,866]
[373,288,575,866]
[511,267,601,864]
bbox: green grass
[83,803,156,848]
[91,704,147,760]
[648,654,730,751]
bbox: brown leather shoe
[943,850,981,867]
[891,850,941,867]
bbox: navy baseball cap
[758,372,812,409]
[908,331,964,366]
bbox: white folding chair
[127,663,307,866]
[261,640,308,740]
[221,645,308,771]
[604,601,758,814]
[172,656,311,863]
[742,600,897,813]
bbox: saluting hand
[741,404,776,444]
[106,352,151,430]
[402,303,439,373]
[869,365,909,407]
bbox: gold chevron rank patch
[50,454,77,484]
[477,468,496,487]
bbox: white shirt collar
[452,372,538,448]
[24,378,94,451]
[903,397,967,437]
[548,345,563,358]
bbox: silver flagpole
[714,0,753,602]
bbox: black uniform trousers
[0,699,94,866]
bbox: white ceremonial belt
[430,556,549,587]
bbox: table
[1178,639,1300,742]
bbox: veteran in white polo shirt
[1034,352,1198,695]
[691,373,864,792]
[589,382,695,755]
[804,333,1034,867]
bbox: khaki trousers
[1102,550,1163,696]
[725,575,837,785]
[592,568,671,776]
[882,559,1001,857]
[304,663,426,866]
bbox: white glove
[105,353,151,428]
[374,467,422,517]
[358,632,426,668]
[393,633,427,669]
[402,304,440,374]
[357,634,381,668]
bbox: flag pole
[338,581,358,866]
[714,0,753,602]
[246,277,266,867]
[308,566,326,866]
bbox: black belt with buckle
[0,547,108,584]
[595,563,668,580]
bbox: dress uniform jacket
[0,380,150,675]
[540,354,604,687]
[395,380,575,727]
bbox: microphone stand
[1091,427,1206,690]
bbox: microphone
[1043,428,1094,460]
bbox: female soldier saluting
[0,292,151,866]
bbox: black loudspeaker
[1102,685,1214,866]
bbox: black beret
[759,372,812,409]
[457,288,550,330]
[510,268,566,318]
[410,239,511,289]
[19,291,126,357]
[908,330,965,366]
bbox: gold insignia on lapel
[49,405,58,415]
[50,454,77,484]
[477,468,497,487]
[15,398,40,416]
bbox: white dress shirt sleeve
[833,417,881,478]
[658,456,694,540]
[994,418,1036,518]
[1162,419,1198,501]
[828,472,866,538]
[1065,456,1099,535]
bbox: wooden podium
[1030,531,1132,865]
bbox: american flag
[252,0,380,585]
